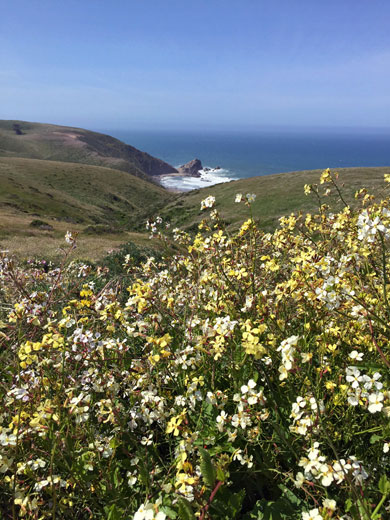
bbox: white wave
[161,167,237,191]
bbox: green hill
[0,157,173,260]
[0,120,177,180]
[162,166,390,232]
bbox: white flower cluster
[132,501,166,520]
[233,448,254,468]
[146,216,163,236]
[200,196,216,210]
[345,366,385,413]
[277,335,299,380]
[214,380,267,434]
[315,275,341,310]
[235,193,256,203]
[296,442,368,488]
[357,208,390,242]
[290,395,323,436]
[7,386,30,402]
[34,475,67,492]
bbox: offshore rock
[177,158,203,177]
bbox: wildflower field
[1,170,390,519]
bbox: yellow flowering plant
[0,171,390,519]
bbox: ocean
[106,129,390,191]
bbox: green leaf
[345,498,353,512]
[209,487,245,518]
[106,504,123,520]
[378,474,390,494]
[112,466,123,488]
[138,464,149,486]
[199,447,217,487]
[277,484,304,506]
[161,506,178,519]
[216,466,228,482]
[177,498,196,520]
[370,434,382,444]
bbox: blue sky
[1,0,390,131]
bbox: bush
[29,219,54,231]
[0,170,389,519]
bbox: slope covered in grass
[0,120,177,179]
[0,157,173,259]
[162,167,390,232]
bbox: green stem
[379,232,390,312]
[371,492,387,519]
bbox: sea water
[106,128,390,191]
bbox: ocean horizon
[104,128,390,191]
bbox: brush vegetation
[1,170,390,519]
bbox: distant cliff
[0,120,178,181]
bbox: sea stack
[177,158,203,177]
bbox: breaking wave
[160,167,237,191]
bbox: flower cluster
[1,170,390,518]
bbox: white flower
[235,193,243,203]
[346,366,362,389]
[347,392,359,406]
[133,503,166,520]
[12,387,29,401]
[141,434,153,446]
[362,372,382,390]
[294,471,305,488]
[318,463,334,486]
[383,442,389,453]
[301,352,312,363]
[323,498,336,511]
[216,411,228,431]
[302,508,322,520]
[246,193,256,203]
[368,392,384,413]
[200,196,216,210]
[65,231,75,244]
[349,350,363,361]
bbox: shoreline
[159,167,237,193]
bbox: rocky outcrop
[177,158,203,177]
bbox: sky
[1,0,390,132]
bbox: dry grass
[0,208,152,261]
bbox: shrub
[29,219,54,231]
[0,170,389,519]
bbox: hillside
[2,158,390,261]
[0,157,173,260]
[0,120,177,180]
[162,166,390,232]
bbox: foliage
[1,170,390,519]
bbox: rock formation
[177,158,203,177]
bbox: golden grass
[0,209,153,261]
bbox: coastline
[159,167,237,192]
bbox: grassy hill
[0,157,173,260]
[1,131,389,261]
[162,166,390,232]
[0,120,177,180]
